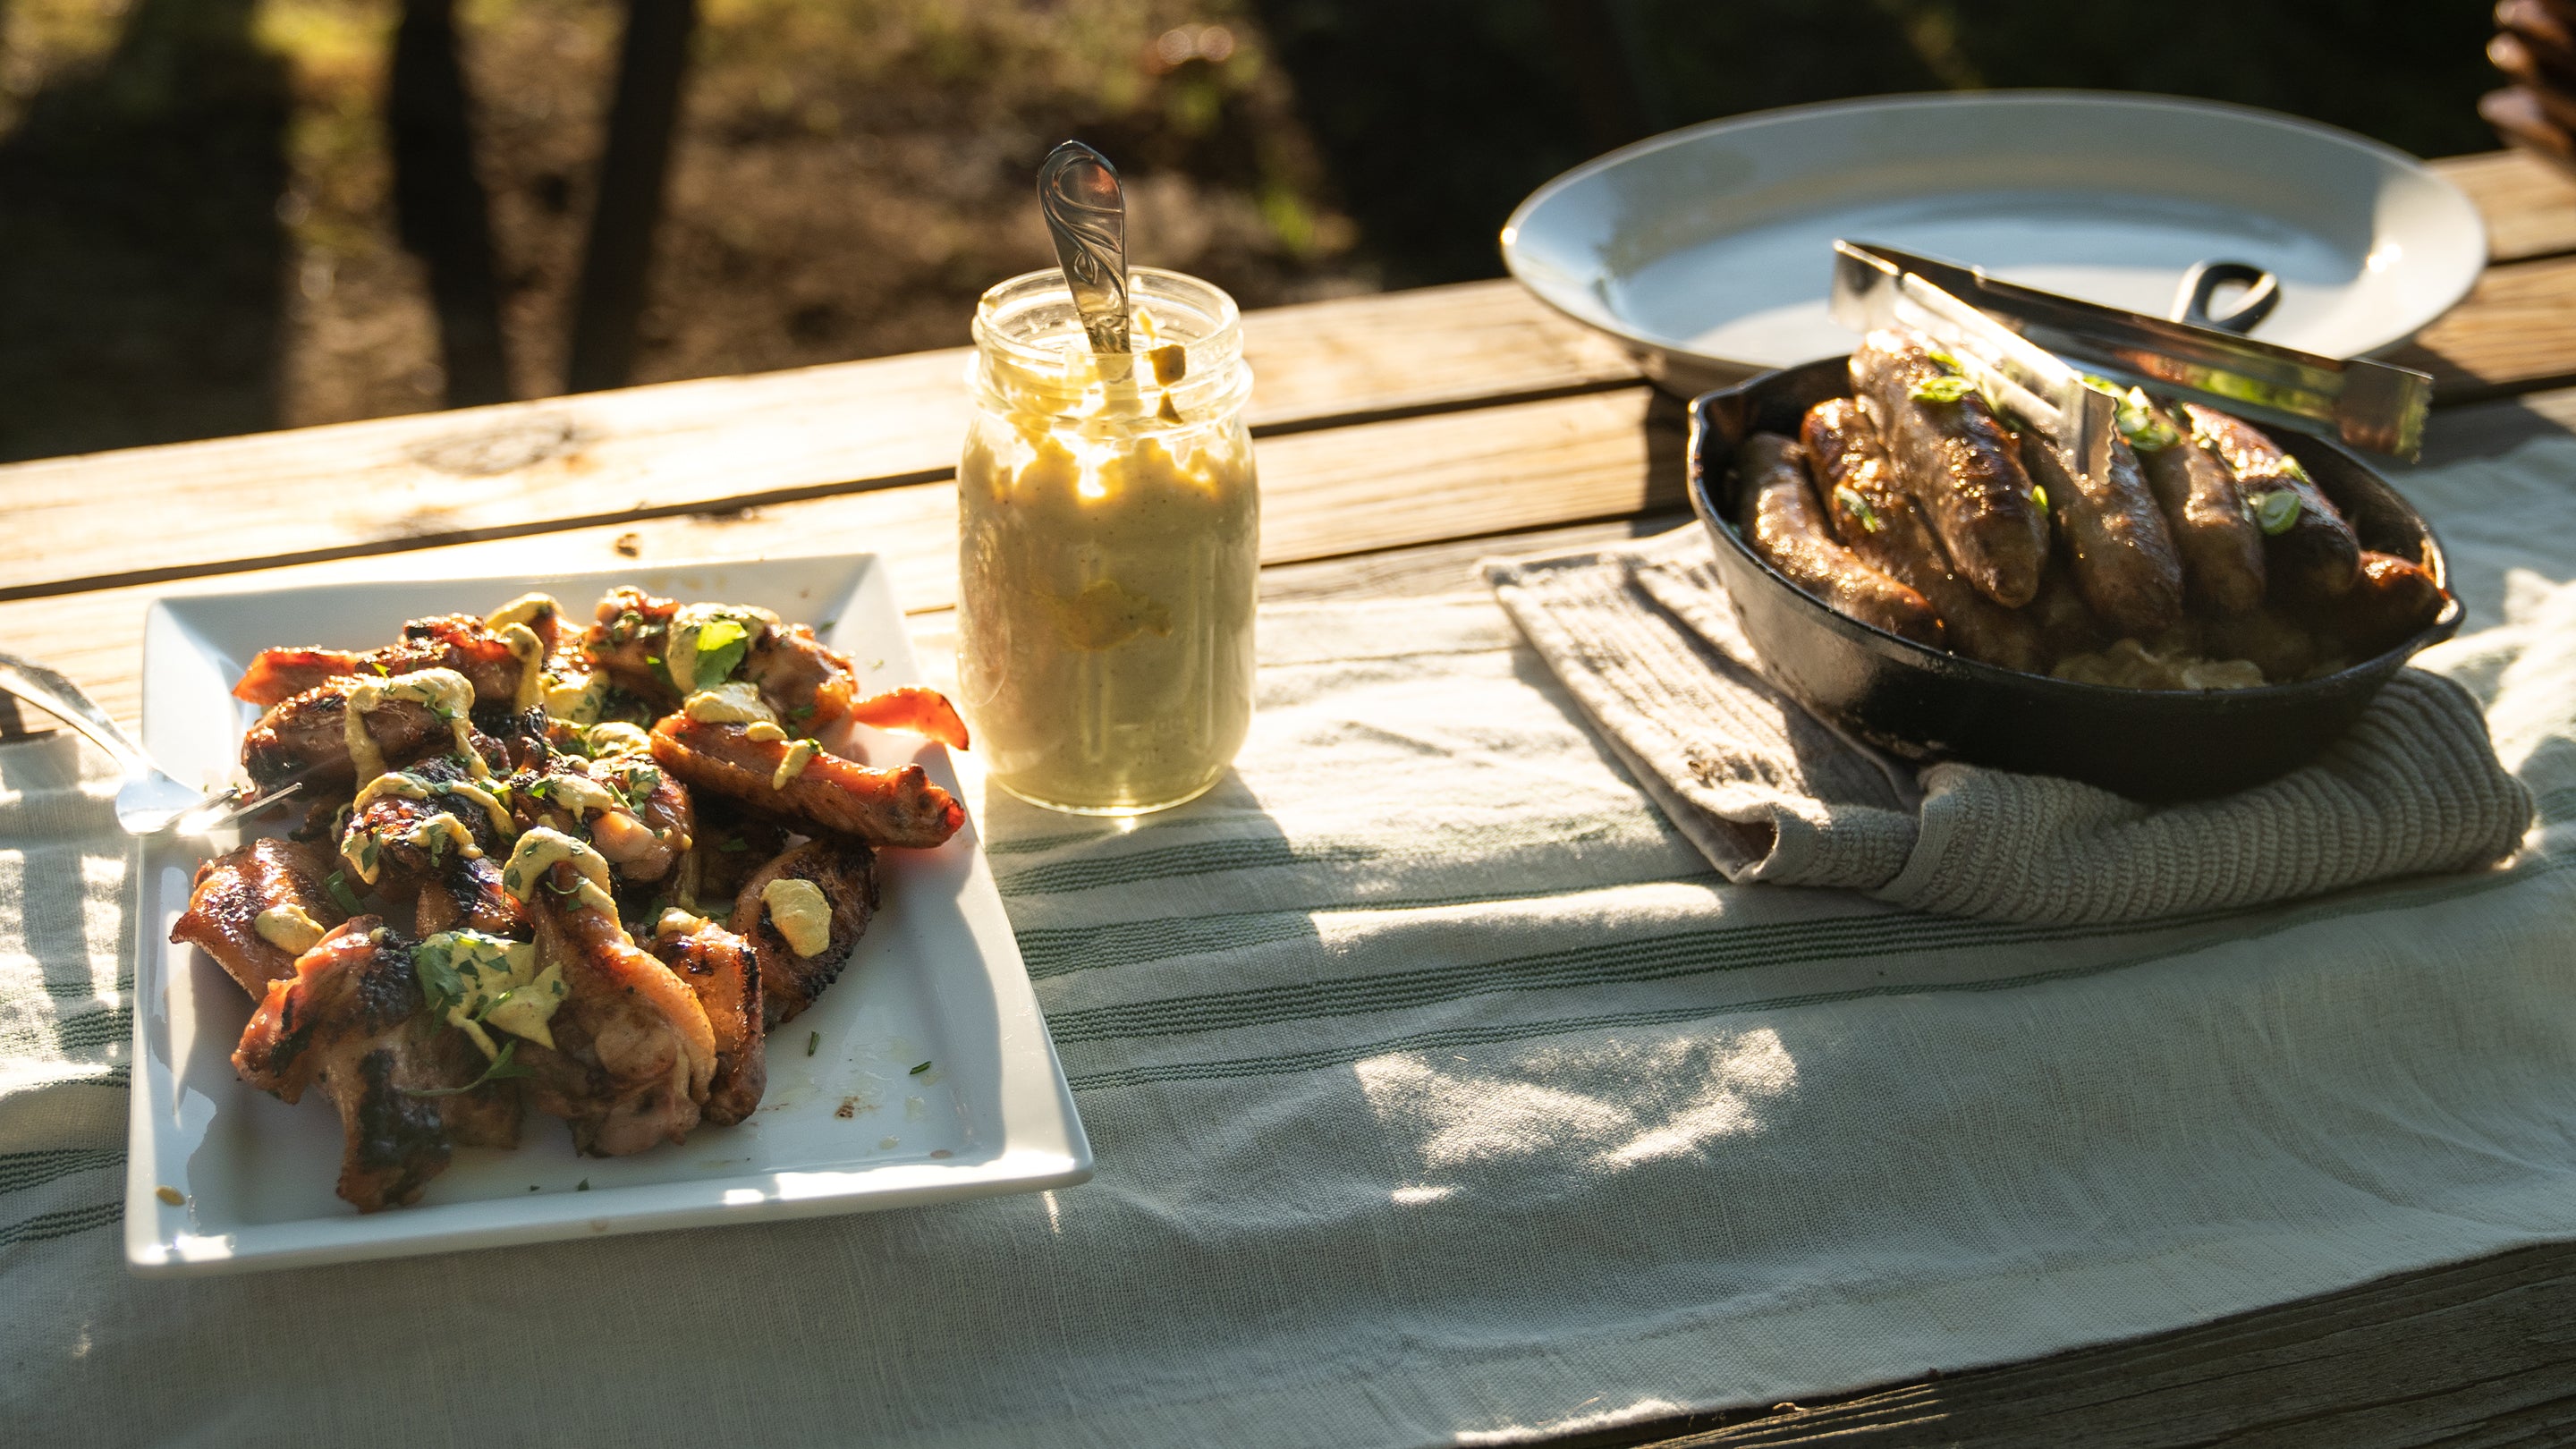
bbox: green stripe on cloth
[0,1147,122,1197]
[0,1199,121,1249]
[1062,849,2568,1091]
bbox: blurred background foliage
[0,0,2503,461]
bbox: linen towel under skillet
[1485,526,2534,924]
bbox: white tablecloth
[8,435,2576,1447]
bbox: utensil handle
[1037,140,1131,355]
[0,650,153,775]
[2172,260,2280,335]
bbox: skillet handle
[2171,259,2280,335]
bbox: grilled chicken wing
[841,685,970,750]
[512,752,692,883]
[678,799,790,907]
[170,838,347,998]
[232,919,519,1211]
[648,916,766,1124]
[582,586,881,728]
[245,683,436,792]
[650,716,962,848]
[518,860,717,1156]
[233,614,530,708]
[411,857,528,938]
[732,837,877,1029]
[338,756,513,886]
[242,672,504,793]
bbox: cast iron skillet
[1686,356,2463,801]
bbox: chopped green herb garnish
[326,869,364,915]
[401,1039,533,1097]
[1910,375,1976,404]
[415,942,466,1021]
[2279,454,2311,483]
[2108,388,2178,452]
[807,1031,820,1057]
[1924,348,1962,373]
[910,1060,932,1075]
[717,836,749,853]
[1833,485,1880,533]
[576,1178,590,1191]
[693,617,751,686]
[621,764,662,810]
[788,703,818,722]
[2252,488,2301,535]
[2030,483,2050,513]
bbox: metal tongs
[1827,240,2436,462]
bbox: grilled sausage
[2017,428,2183,639]
[2180,405,2360,606]
[1801,399,2046,672]
[2135,404,2267,616]
[2316,551,2446,662]
[1851,330,2049,607]
[1736,432,1945,648]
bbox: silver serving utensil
[1832,240,2432,460]
[0,651,294,835]
[1037,140,1131,364]
[1830,239,2118,483]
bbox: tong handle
[2171,259,2280,335]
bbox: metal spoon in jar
[0,651,295,835]
[1037,140,1131,369]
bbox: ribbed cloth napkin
[1485,527,2534,924]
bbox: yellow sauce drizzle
[500,826,619,915]
[760,877,834,957]
[681,681,776,725]
[485,593,561,632]
[352,770,513,835]
[771,738,816,790]
[665,604,780,694]
[416,929,565,1056]
[585,721,652,757]
[341,811,481,885]
[252,904,326,955]
[497,623,546,710]
[343,667,486,784]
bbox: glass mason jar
[957,267,1259,815]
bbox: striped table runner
[12,436,2576,1447]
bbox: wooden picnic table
[8,148,2576,1446]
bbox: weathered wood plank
[1587,1240,2576,1449]
[0,153,2552,601]
[0,388,1672,729]
[2387,250,2576,402]
[2435,148,2576,263]
[0,281,1637,601]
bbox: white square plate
[124,555,1089,1275]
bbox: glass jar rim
[971,267,1241,362]
[969,267,1250,425]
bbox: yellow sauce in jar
[957,269,1258,815]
